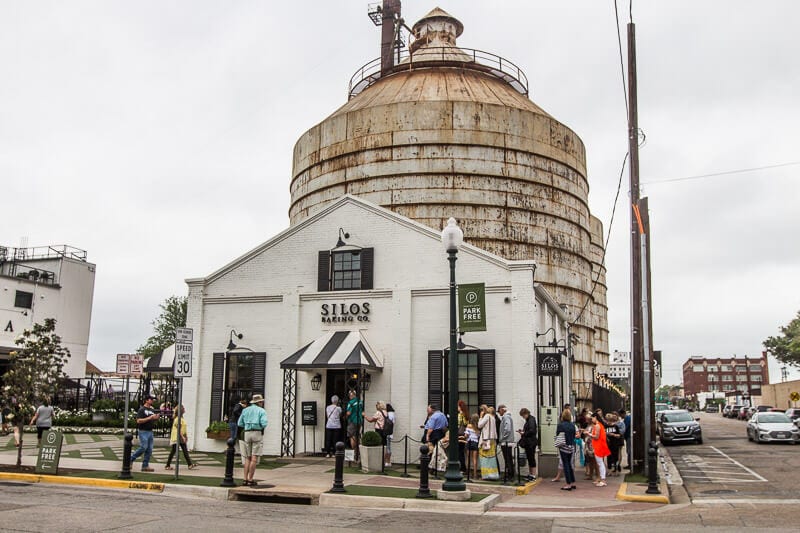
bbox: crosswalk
[672,446,766,484]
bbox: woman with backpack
[363,401,393,467]
[384,403,396,467]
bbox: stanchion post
[646,440,660,494]
[331,441,346,493]
[516,444,522,486]
[416,444,433,499]
[118,433,133,479]
[401,435,410,478]
[220,437,236,487]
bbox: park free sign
[458,283,486,332]
[35,429,64,475]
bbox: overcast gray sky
[2,1,798,386]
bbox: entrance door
[326,369,361,407]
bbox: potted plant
[358,430,384,473]
[205,421,231,440]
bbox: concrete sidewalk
[0,433,674,515]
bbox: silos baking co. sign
[537,352,563,377]
[321,302,371,323]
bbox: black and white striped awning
[145,344,175,374]
[280,330,383,371]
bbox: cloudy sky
[2,1,798,386]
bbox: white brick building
[182,196,569,456]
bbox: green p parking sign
[458,283,486,332]
[35,429,64,475]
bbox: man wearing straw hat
[238,394,268,486]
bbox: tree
[137,296,187,359]
[2,318,70,466]
[763,310,800,368]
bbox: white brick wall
[184,196,564,454]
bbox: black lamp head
[336,228,350,248]
[227,329,243,351]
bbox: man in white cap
[238,394,268,486]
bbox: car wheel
[747,431,752,442]
[696,437,703,445]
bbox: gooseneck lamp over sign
[440,217,466,492]
[227,330,243,351]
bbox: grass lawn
[624,472,648,483]
[337,484,489,502]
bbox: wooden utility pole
[627,21,646,475]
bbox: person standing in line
[238,394,268,486]
[423,404,448,446]
[588,411,610,487]
[497,404,515,481]
[165,405,196,470]
[556,409,577,491]
[456,400,470,472]
[324,395,342,458]
[463,414,480,479]
[130,394,159,472]
[517,407,538,482]
[605,412,624,476]
[30,398,54,446]
[477,405,499,480]
[345,390,363,456]
[384,403,396,467]
[229,397,247,445]
[621,408,632,469]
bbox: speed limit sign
[174,340,193,378]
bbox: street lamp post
[441,218,466,492]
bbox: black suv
[658,410,702,445]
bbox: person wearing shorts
[238,394,268,486]
[345,390,363,453]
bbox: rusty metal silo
[289,7,608,396]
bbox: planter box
[359,444,384,473]
[206,431,231,440]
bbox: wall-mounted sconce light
[310,373,322,391]
[336,228,350,248]
[362,372,371,392]
[227,329,243,351]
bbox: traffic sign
[130,354,144,377]
[790,391,800,402]
[116,354,130,375]
[174,342,193,378]
[175,327,193,343]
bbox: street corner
[616,480,670,504]
[0,471,165,493]
[515,477,541,495]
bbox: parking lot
[666,411,800,503]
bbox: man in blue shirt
[424,404,448,445]
[620,409,632,469]
[238,394,268,486]
[130,394,160,472]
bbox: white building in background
[609,350,631,380]
[182,196,571,456]
[0,244,96,379]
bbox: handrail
[348,46,529,100]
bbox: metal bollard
[118,433,133,479]
[646,440,660,494]
[330,441,346,493]
[416,444,433,498]
[220,437,237,487]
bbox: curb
[0,472,164,492]
[515,478,540,495]
[320,492,500,514]
[615,481,669,504]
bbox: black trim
[360,247,374,290]
[318,251,330,292]
[477,350,496,408]
[210,353,225,424]
[428,350,443,409]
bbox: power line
[642,161,800,185]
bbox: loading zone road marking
[675,446,766,484]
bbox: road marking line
[709,446,767,482]
[681,476,766,483]
[694,499,800,505]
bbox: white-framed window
[749,365,761,372]
[752,375,762,382]
[693,364,704,372]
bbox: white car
[746,412,800,444]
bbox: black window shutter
[253,352,266,398]
[360,247,374,290]
[428,350,443,409]
[477,349,496,408]
[210,353,225,424]
[318,251,330,292]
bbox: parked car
[738,406,756,421]
[726,405,744,418]
[658,410,702,445]
[655,403,669,414]
[755,405,774,413]
[746,412,800,444]
[705,404,719,413]
[785,408,800,421]
[722,404,734,417]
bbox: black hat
[144,394,157,401]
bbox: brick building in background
[682,353,770,400]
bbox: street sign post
[174,328,193,378]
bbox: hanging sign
[458,283,486,332]
[537,351,563,377]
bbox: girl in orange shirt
[588,412,610,486]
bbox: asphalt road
[666,411,800,503]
